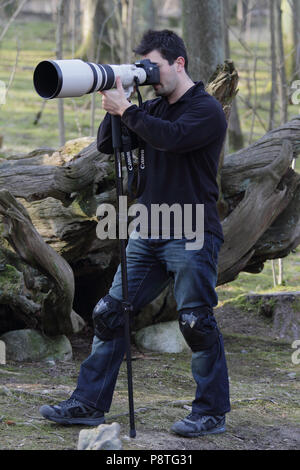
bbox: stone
[134,284,177,331]
[77,422,123,450]
[134,321,189,353]
[70,310,86,333]
[0,329,72,362]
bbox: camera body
[33,59,160,99]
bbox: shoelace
[58,398,79,408]
[185,413,222,424]
[185,412,204,422]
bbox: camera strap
[133,78,146,199]
[121,79,146,201]
[121,124,136,200]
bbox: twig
[0,0,27,42]
[0,0,18,11]
[71,99,82,136]
[1,387,69,401]
[232,397,278,405]
[237,94,267,132]
[48,431,65,441]
[33,100,47,126]
[0,367,21,375]
[20,421,40,430]
[24,414,45,420]
[2,36,20,104]
[227,432,245,441]
[226,23,254,58]
[249,54,258,145]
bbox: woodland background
[0,0,299,451]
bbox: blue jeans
[71,232,231,416]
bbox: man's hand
[99,76,132,116]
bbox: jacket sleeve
[97,110,140,154]
[121,97,227,153]
[97,112,113,154]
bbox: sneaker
[171,412,225,437]
[39,398,105,426]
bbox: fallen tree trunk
[0,190,75,336]
[0,61,299,335]
[218,139,299,283]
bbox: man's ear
[176,56,185,72]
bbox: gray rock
[135,321,189,353]
[70,310,86,333]
[77,422,123,450]
[134,284,177,331]
[0,329,72,362]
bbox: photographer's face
[142,50,180,98]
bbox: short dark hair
[133,29,189,72]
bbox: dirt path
[0,304,299,451]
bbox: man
[40,30,230,438]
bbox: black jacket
[97,81,227,241]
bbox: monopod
[111,114,136,438]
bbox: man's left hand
[99,76,132,116]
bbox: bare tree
[269,0,277,131]
[69,0,81,58]
[76,0,109,62]
[90,1,121,136]
[282,0,300,80]
[141,0,157,30]
[236,0,248,34]
[274,0,289,285]
[223,0,244,151]
[56,0,65,147]
[0,0,27,42]
[182,0,225,84]
[275,0,288,124]
[292,0,300,79]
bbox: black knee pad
[179,307,219,352]
[92,295,124,341]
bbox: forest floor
[0,298,299,452]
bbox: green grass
[217,249,300,305]
[0,18,106,153]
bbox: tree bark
[76,0,109,62]
[223,0,244,151]
[0,190,75,336]
[269,0,277,131]
[275,0,288,124]
[182,0,225,83]
[56,0,65,147]
[282,0,300,80]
